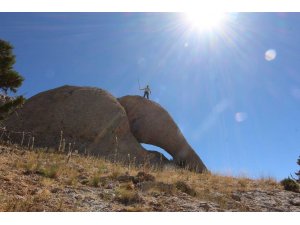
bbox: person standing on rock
[140,85,151,99]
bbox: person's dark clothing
[143,91,149,99]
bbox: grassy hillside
[0,143,299,212]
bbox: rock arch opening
[141,143,173,161]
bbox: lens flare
[265,49,277,61]
[235,112,248,122]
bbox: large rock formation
[118,96,207,172]
[3,85,207,172]
[3,85,165,164]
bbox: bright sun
[185,11,226,32]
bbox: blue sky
[1,12,300,180]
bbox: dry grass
[5,147,283,192]
[0,143,283,212]
[2,189,52,211]
[13,147,280,195]
[115,186,142,205]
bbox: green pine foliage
[0,39,25,120]
[296,156,300,183]
[280,178,299,193]
[281,156,300,192]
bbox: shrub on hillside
[280,178,299,193]
[115,187,142,205]
[175,181,197,197]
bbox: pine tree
[296,156,300,183]
[0,39,25,120]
